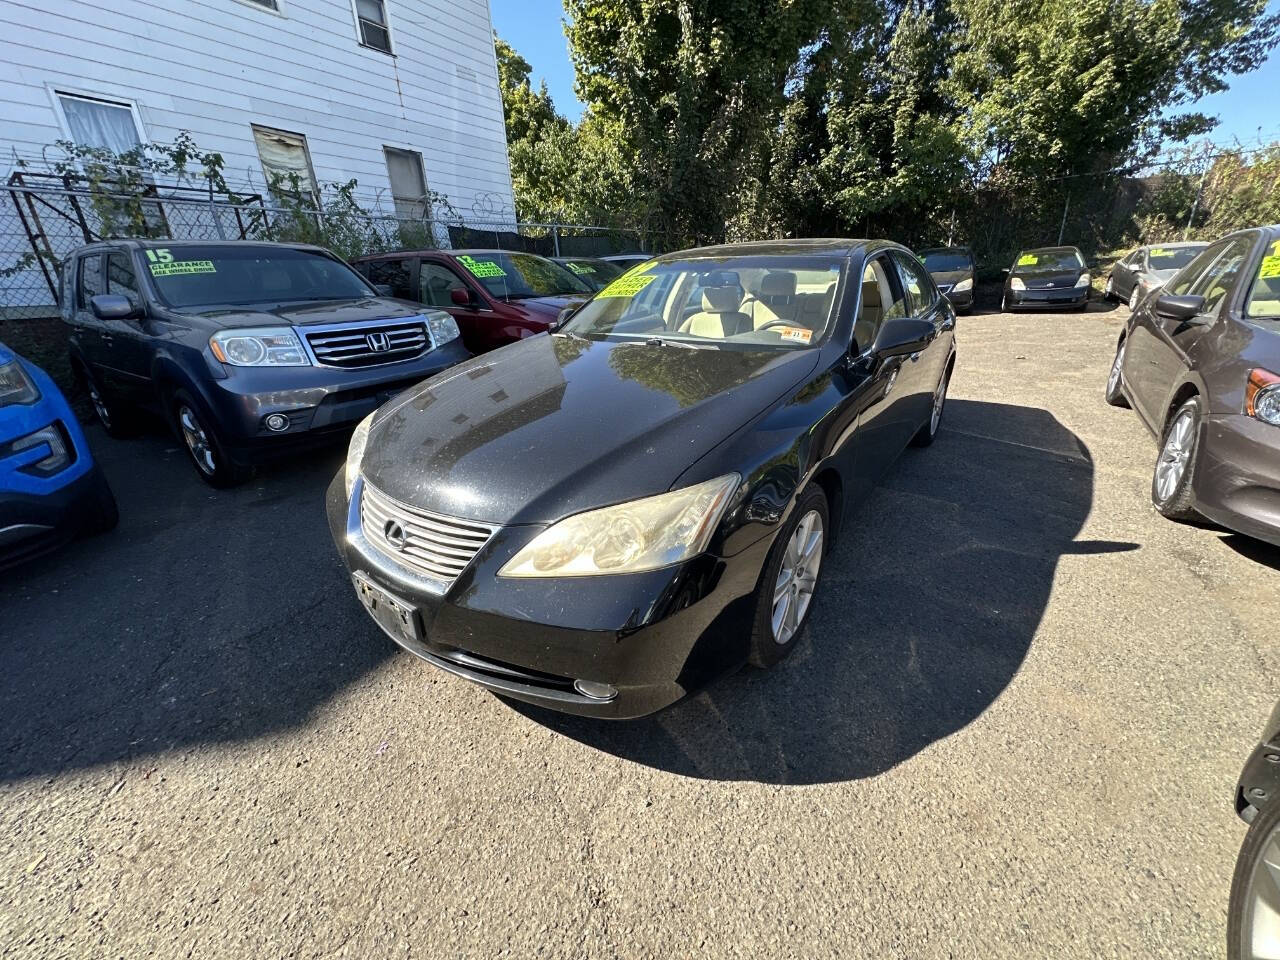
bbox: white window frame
[251,124,320,197]
[349,0,394,55]
[231,0,286,17]
[383,145,429,216]
[47,87,147,151]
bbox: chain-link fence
[1,175,642,320]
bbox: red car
[353,249,594,354]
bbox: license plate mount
[352,571,422,646]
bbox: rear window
[1147,246,1204,271]
[453,252,592,299]
[1245,239,1280,321]
[920,250,972,273]
[1014,249,1084,272]
[143,245,374,308]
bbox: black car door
[69,253,110,386]
[891,250,952,426]
[102,249,154,404]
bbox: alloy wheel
[772,509,823,645]
[178,404,217,476]
[1107,342,1125,397]
[1129,286,1140,311]
[1154,409,1194,503]
[87,381,112,430]
[1240,822,1280,960]
[930,375,948,435]
[1105,277,1114,299]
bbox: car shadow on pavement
[0,430,389,783]
[1220,533,1280,570]
[513,399,1137,785]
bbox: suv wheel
[75,358,136,438]
[171,389,253,488]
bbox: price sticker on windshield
[1017,254,1039,266]
[597,273,656,298]
[148,260,216,277]
[774,326,813,344]
[1260,254,1280,279]
[567,262,596,275]
[1150,247,1169,257]
[458,255,507,278]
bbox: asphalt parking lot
[3,302,1278,958]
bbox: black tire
[1228,800,1280,960]
[1151,396,1202,522]
[911,367,950,447]
[82,468,119,535]
[748,485,829,669]
[73,354,137,438]
[1129,286,1141,312]
[1104,338,1130,408]
[171,388,253,488]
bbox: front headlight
[1246,369,1280,426]
[425,310,460,346]
[1075,272,1091,288]
[209,327,310,366]
[345,412,374,499]
[1010,277,1026,291]
[499,473,740,577]
[952,277,973,292]
[0,360,40,406]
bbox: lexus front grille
[360,481,497,584]
[305,319,429,367]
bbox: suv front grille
[360,481,497,584]
[305,320,428,367]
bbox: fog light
[265,413,290,432]
[573,679,617,701]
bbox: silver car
[1105,241,1207,310]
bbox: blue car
[1,340,117,569]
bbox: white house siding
[0,0,516,311]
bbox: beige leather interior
[854,280,881,350]
[746,272,798,328]
[679,286,752,338]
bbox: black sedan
[1002,245,1091,311]
[328,239,956,718]
[919,246,975,312]
[551,256,625,292]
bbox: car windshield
[454,252,592,299]
[921,250,972,272]
[144,245,374,308]
[560,259,624,291]
[1148,246,1204,271]
[1014,249,1084,272]
[1245,241,1280,320]
[562,256,844,350]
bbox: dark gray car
[1105,241,1207,310]
[1104,225,1280,545]
[919,246,975,312]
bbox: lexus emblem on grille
[367,331,391,352]
[383,520,408,550]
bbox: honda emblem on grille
[383,520,408,550]
[367,331,391,352]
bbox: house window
[355,0,392,53]
[244,0,279,8]
[56,92,143,154]
[384,147,427,219]
[251,125,317,197]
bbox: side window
[877,259,910,321]
[854,256,904,351]
[1189,237,1253,314]
[77,254,103,309]
[1167,241,1228,296]
[362,258,413,299]
[106,252,141,308]
[419,262,469,308]
[892,252,938,315]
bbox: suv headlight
[1075,272,1091,288]
[345,412,375,499]
[952,277,973,292]
[425,310,460,346]
[1246,369,1280,426]
[1010,277,1026,291]
[209,327,310,366]
[500,474,739,577]
[0,359,40,407]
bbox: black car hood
[929,269,972,286]
[172,297,424,328]
[361,334,819,525]
[1013,268,1082,289]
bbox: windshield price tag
[1150,247,1169,256]
[458,256,507,278]
[1260,254,1280,279]
[775,326,813,344]
[148,260,216,277]
[567,262,596,275]
[597,274,656,298]
[1017,254,1039,266]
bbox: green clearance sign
[597,273,656,299]
[145,248,216,276]
[1016,253,1038,266]
[458,255,507,278]
[567,262,596,275]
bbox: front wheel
[1228,800,1280,960]
[1104,339,1130,408]
[1151,396,1202,522]
[1104,276,1115,301]
[748,485,829,669]
[171,389,253,488]
[1129,286,1141,311]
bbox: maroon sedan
[353,249,594,354]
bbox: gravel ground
[2,302,1278,959]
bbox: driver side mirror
[551,304,579,332]
[873,316,934,357]
[1154,294,1206,322]
[89,294,139,321]
[450,287,472,307]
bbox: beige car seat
[679,286,752,338]
[853,280,882,350]
[746,272,798,328]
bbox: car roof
[1018,245,1082,254]
[1140,241,1205,249]
[71,239,331,254]
[918,246,972,254]
[653,238,885,261]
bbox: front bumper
[0,462,109,570]
[326,473,770,718]
[1193,414,1280,548]
[1005,288,1088,310]
[202,339,471,466]
[942,288,974,310]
